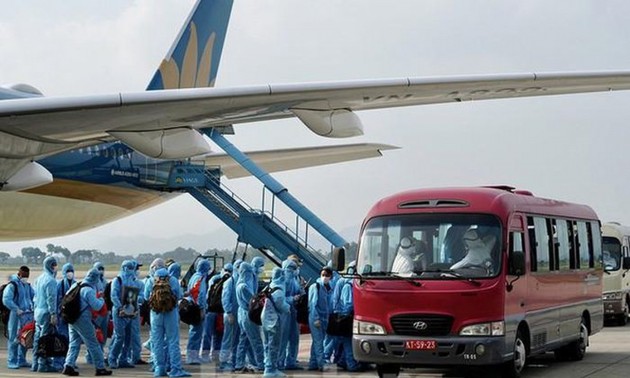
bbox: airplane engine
[0,83,44,99]
[291,108,364,138]
[1,161,52,191]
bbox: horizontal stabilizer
[203,143,398,179]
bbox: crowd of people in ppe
[1,253,368,378]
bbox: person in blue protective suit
[236,262,265,371]
[145,267,191,378]
[61,268,112,377]
[31,256,60,372]
[168,262,181,280]
[201,263,231,363]
[88,262,109,364]
[217,260,241,372]
[3,266,35,369]
[185,258,210,364]
[108,260,139,369]
[323,261,341,364]
[122,261,147,366]
[307,266,333,371]
[277,259,304,370]
[262,267,290,378]
[335,261,365,372]
[54,262,76,370]
[141,259,167,360]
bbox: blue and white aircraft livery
[2,0,630,240]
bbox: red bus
[345,186,603,378]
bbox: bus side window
[527,216,537,272]
[575,221,590,269]
[530,216,552,272]
[589,221,602,269]
[509,232,526,275]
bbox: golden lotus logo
[158,22,217,89]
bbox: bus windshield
[602,237,621,271]
[357,213,502,279]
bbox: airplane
[3,0,630,242]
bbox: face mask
[66,272,74,280]
[322,276,331,284]
[20,277,28,284]
[135,270,140,278]
[257,267,264,275]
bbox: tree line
[0,241,358,268]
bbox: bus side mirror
[623,257,630,270]
[509,250,525,276]
[332,247,345,272]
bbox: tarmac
[0,323,629,378]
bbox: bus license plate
[405,340,437,350]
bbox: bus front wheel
[501,329,527,378]
[376,364,400,378]
[618,300,629,326]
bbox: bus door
[505,214,528,323]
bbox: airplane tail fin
[146,0,234,91]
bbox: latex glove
[314,320,321,329]
[16,309,24,316]
[227,314,235,325]
[293,295,301,302]
[50,314,58,327]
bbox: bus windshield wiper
[440,270,481,286]
[391,273,422,287]
[423,269,481,286]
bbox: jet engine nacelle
[2,162,53,191]
[291,108,364,138]
[109,127,212,159]
[0,83,44,99]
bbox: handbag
[36,331,69,358]
[19,321,35,349]
[326,312,353,337]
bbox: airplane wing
[203,143,398,179]
[2,70,630,181]
[3,71,630,141]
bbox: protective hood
[62,262,74,276]
[347,260,357,275]
[155,267,169,279]
[252,256,265,271]
[223,263,233,274]
[196,259,211,274]
[237,262,255,287]
[168,262,182,279]
[150,258,166,275]
[120,260,135,278]
[84,268,100,286]
[270,267,285,287]
[43,256,58,276]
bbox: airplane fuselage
[0,143,182,240]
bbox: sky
[2,0,630,256]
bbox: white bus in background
[602,222,630,325]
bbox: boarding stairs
[186,169,329,280]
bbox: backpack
[248,286,280,326]
[178,298,202,325]
[104,276,121,310]
[60,282,89,324]
[296,282,319,325]
[207,273,230,313]
[148,277,177,313]
[1,281,18,337]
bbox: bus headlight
[603,291,623,300]
[459,321,504,336]
[354,320,386,335]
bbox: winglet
[146,0,234,90]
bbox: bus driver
[450,228,496,272]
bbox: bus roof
[602,222,630,240]
[363,186,598,225]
